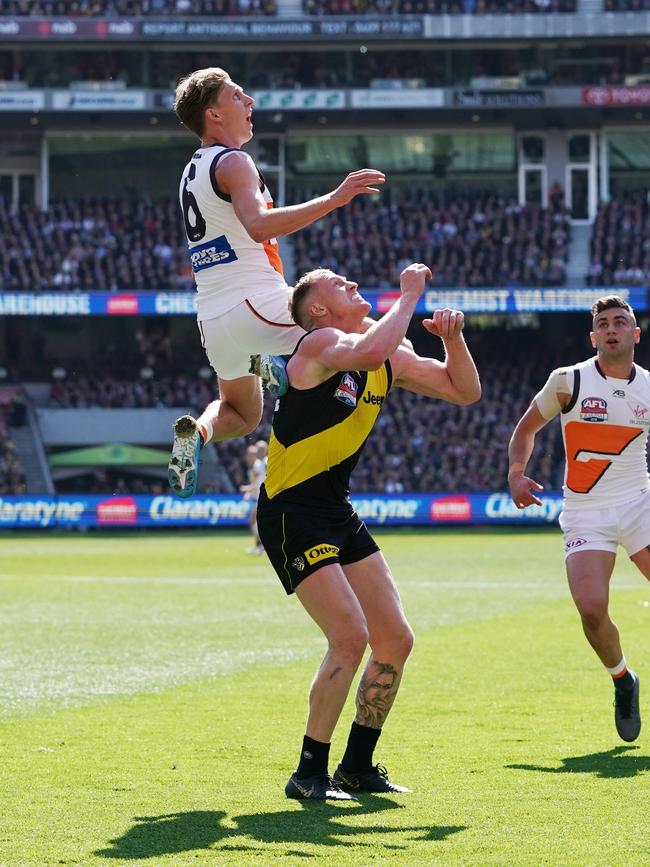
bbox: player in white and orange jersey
[168,66,385,497]
[508,295,650,742]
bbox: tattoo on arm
[355,660,401,729]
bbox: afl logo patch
[334,373,358,408]
[580,397,608,422]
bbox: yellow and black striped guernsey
[264,359,393,507]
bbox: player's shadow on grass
[507,745,650,779]
[95,797,466,860]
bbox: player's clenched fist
[399,262,432,299]
[423,309,465,340]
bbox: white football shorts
[559,489,650,559]
[198,287,304,380]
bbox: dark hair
[289,269,332,330]
[591,295,635,321]
[174,67,230,138]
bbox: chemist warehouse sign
[0,493,564,529]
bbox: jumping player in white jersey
[168,67,385,498]
[508,295,650,742]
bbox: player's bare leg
[168,376,262,498]
[284,565,367,801]
[566,550,619,665]
[630,544,650,581]
[198,375,263,443]
[295,565,369,743]
[333,551,413,793]
[567,549,640,742]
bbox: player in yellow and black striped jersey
[256,262,481,802]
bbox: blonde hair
[174,67,230,138]
[289,268,333,330]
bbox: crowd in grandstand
[1,191,571,293]
[293,189,570,289]
[0,396,27,496]
[0,195,191,293]
[49,373,214,410]
[0,0,276,16]
[587,191,650,287]
[303,0,574,12]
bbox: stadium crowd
[293,189,570,289]
[0,395,27,496]
[1,191,570,293]
[0,195,191,293]
[587,192,650,287]
[303,0,575,13]
[0,0,276,16]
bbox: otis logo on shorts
[580,397,608,422]
[305,543,340,565]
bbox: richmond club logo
[580,397,608,422]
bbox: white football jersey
[179,144,286,319]
[556,357,650,508]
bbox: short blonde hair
[289,268,333,330]
[174,67,230,138]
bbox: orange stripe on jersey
[564,421,643,494]
[262,202,284,276]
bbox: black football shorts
[257,501,380,595]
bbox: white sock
[198,418,213,444]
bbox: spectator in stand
[587,192,650,288]
[0,0,277,15]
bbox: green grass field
[2,528,650,866]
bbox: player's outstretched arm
[507,402,548,508]
[390,309,481,405]
[288,264,430,388]
[217,152,385,242]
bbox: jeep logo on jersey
[580,397,608,422]
[305,544,340,565]
[334,374,357,408]
[363,392,385,407]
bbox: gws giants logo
[580,397,608,422]
[334,374,358,407]
[305,543,340,565]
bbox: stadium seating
[0,0,276,16]
[303,0,575,13]
[0,394,28,496]
[1,191,569,292]
[293,190,570,289]
[0,195,192,293]
[587,192,650,287]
